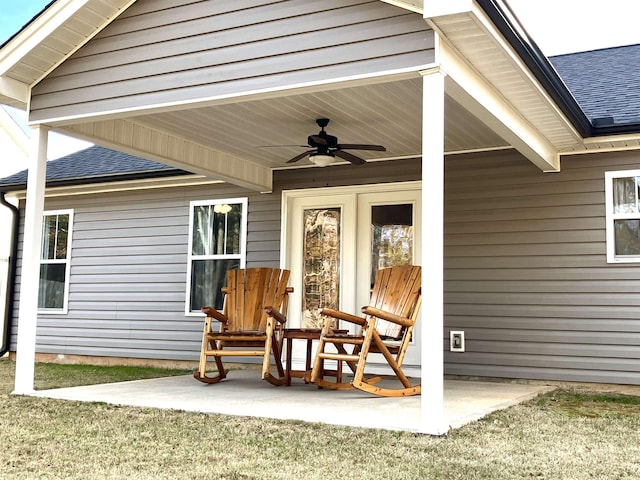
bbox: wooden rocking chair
[310,265,422,397]
[193,268,293,386]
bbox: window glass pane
[219,203,242,255]
[38,264,66,309]
[192,205,212,256]
[190,259,240,311]
[55,215,69,260]
[192,203,242,255]
[41,215,57,260]
[371,204,413,286]
[302,208,340,328]
[41,214,70,260]
[614,219,640,256]
[613,177,638,214]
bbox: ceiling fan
[284,118,386,166]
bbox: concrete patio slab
[30,370,554,433]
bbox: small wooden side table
[283,328,344,386]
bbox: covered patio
[1,1,598,435]
[31,369,553,432]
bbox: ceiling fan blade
[337,144,386,152]
[256,144,308,148]
[334,150,366,165]
[286,150,314,163]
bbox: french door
[282,182,422,367]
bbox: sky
[506,0,640,56]
[0,3,50,45]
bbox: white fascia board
[29,66,424,126]
[10,175,222,200]
[61,119,273,193]
[0,0,136,87]
[0,76,29,106]
[440,40,560,172]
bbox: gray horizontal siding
[30,0,434,121]
[444,149,640,385]
[10,182,280,361]
[9,158,420,361]
[10,148,640,385]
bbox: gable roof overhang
[0,0,638,194]
[424,0,640,153]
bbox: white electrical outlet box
[450,330,465,352]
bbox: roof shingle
[0,145,189,190]
[551,44,640,126]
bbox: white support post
[13,125,48,394]
[419,67,448,435]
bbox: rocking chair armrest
[201,306,229,324]
[318,307,366,326]
[361,306,413,328]
[264,306,287,324]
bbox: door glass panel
[302,208,341,328]
[371,203,414,338]
[371,204,414,286]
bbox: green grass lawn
[1,357,639,479]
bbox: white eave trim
[439,38,560,172]
[0,0,136,95]
[9,174,223,200]
[0,76,29,106]
[61,119,273,193]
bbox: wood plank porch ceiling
[5,0,629,189]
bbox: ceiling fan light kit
[309,153,335,167]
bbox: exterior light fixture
[309,153,335,167]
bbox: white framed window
[185,198,247,314]
[605,170,640,263]
[38,209,73,313]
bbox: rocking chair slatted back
[224,268,291,332]
[310,265,422,396]
[194,267,292,386]
[369,265,421,339]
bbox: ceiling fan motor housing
[308,133,338,149]
[285,117,384,164]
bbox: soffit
[0,0,133,105]
[428,7,583,152]
[87,78,508,171]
